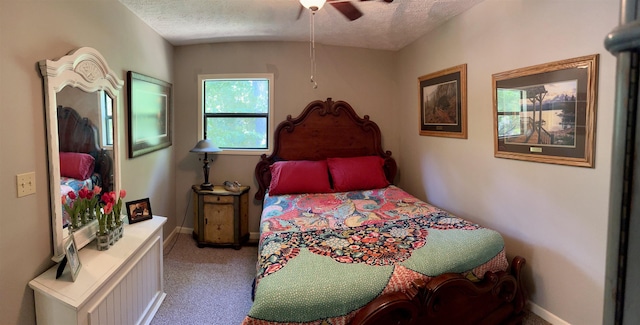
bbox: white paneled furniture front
[29,216,167,325]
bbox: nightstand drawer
[204,195,234,204]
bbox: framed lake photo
[492,55,599,167]
[418,64,467,138]
[127,71,172,158]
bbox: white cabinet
[29,216,166,325]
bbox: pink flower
[78,186,90,199]
[62,195,68,205]
[68,191,77,200]
[93,185,102,195]
[119,189,126,199]
[103,202,114,214]
[101,192,114,204]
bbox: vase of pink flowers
[95,199,111,251]
[95,189,127,250]
[62,185,102,232]
[112,189,126,240]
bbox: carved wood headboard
[254,98,397,200]
[57,105,113,192]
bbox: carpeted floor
[151,233,551,325]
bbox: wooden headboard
[57,105,113,193]
[254,98,397,200]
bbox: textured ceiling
[118,0,485,51]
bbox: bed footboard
[351,256,527,325]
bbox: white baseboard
[176,226,193,234]
[249,231,259,244]
[165,227,257,247]
[528,301,570,325]
[164,227,193,250]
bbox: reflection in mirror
[40,47,123,261]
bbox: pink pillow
[269,160,332,195]
[59,152,95,180]
[327,156,389,192]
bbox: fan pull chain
[309,10,318,89]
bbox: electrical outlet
[16,172,36,197]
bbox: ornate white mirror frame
[40,47,123,261]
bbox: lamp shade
[190,139,222,153]
[300,0,326,10]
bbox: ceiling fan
[298,0,394,21]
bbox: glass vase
[96,231,110,251]
[109,229,115,246]
[117,223,124,240]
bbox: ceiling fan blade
[296,5,304,20]
[329,1,363,21]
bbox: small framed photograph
[126,198,153,224]
[64,234,81,282]
[492,54,599,167]
[418,64,467,138]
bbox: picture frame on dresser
[418,64,467,138]
[492,54,599,167]
[64,234,81,281]
[126,198,153,224]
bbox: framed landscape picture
[127,71,173,158]
[492,54,599,167]
[418,64,467,138]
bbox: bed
[246,98,527,325]
[58,105,113,227]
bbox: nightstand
[192,185,250,249]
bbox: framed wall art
[126,198,153,224]
[492,54,599,167]
[418,64,467,138]
[127,71,172,158]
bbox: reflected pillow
[59,152,95,180]
[269,160,332,195]
[327,156,389,192]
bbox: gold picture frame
[418,64,467,138]
[492,54,599,167]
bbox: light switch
[16,172,36,197]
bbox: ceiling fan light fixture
[300,0,326,11]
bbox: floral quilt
[242,185,508,325]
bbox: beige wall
[0,0,622,324]
[0,1,174,324]
[395,0,619,323]
[173,42,397,232]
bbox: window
[101,90,113,147]
[198,74,274,154]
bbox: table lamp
[190,139,222,190]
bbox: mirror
[40,47,123,261]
